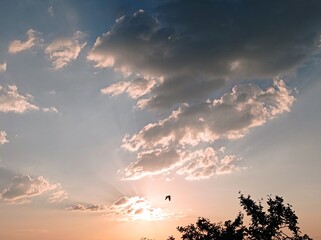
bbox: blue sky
[0,1,321,239]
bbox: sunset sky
[1,1,321,239]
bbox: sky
[0,0,321,239]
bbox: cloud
[67,204,107,212]
[106,196,175,221]
[42,106,59,113]
[176,148,239,180]
[68,196,178,221]
[48,5,54,17]
[0,85,58,115]
[0,85,39,113]
[45,31,87,69]
[0,62,7,73]
[47,90,56,95]
[88,1,321,109]
[48,188,68,203]
[121,148,182,180]
[0,131,9,144]
[122,147,241,181]
[136,75,225,110]
[121,80,294,180]
[101,76,158,99]
[8,29,43,54]
[9,29,85,70]
[0,175,68,204]
[123,80,294,151]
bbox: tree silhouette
[168,193,311,240]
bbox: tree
[170,193,311,240]
[175,213,245,240]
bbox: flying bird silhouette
[165,195,171,201]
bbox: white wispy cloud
[0,62,7,73]
[101,76,158,99]
[176,148,240,180]
[0,131,9,144]
[0,175,68,204]
[9,29,85,70]
[48,5,54,17]
[68,196,179,221]
[48,188,68,203]
[42,106,59,113]
[0,85,39,113]
[0,85,59,115]
[8,29,43,54]
[45,31,87,69]
[121,80,295,180]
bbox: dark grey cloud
[137,75,225,109]
[155,0,321,76]
[122,148,181,179]
[88,0,321,109]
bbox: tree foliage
[169,193,311,240]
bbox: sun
[107,196,173,221]
[132,207,166,221]
[124,197,169,221]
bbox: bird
[165,195,171,201]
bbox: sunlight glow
[108,196,172,221]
